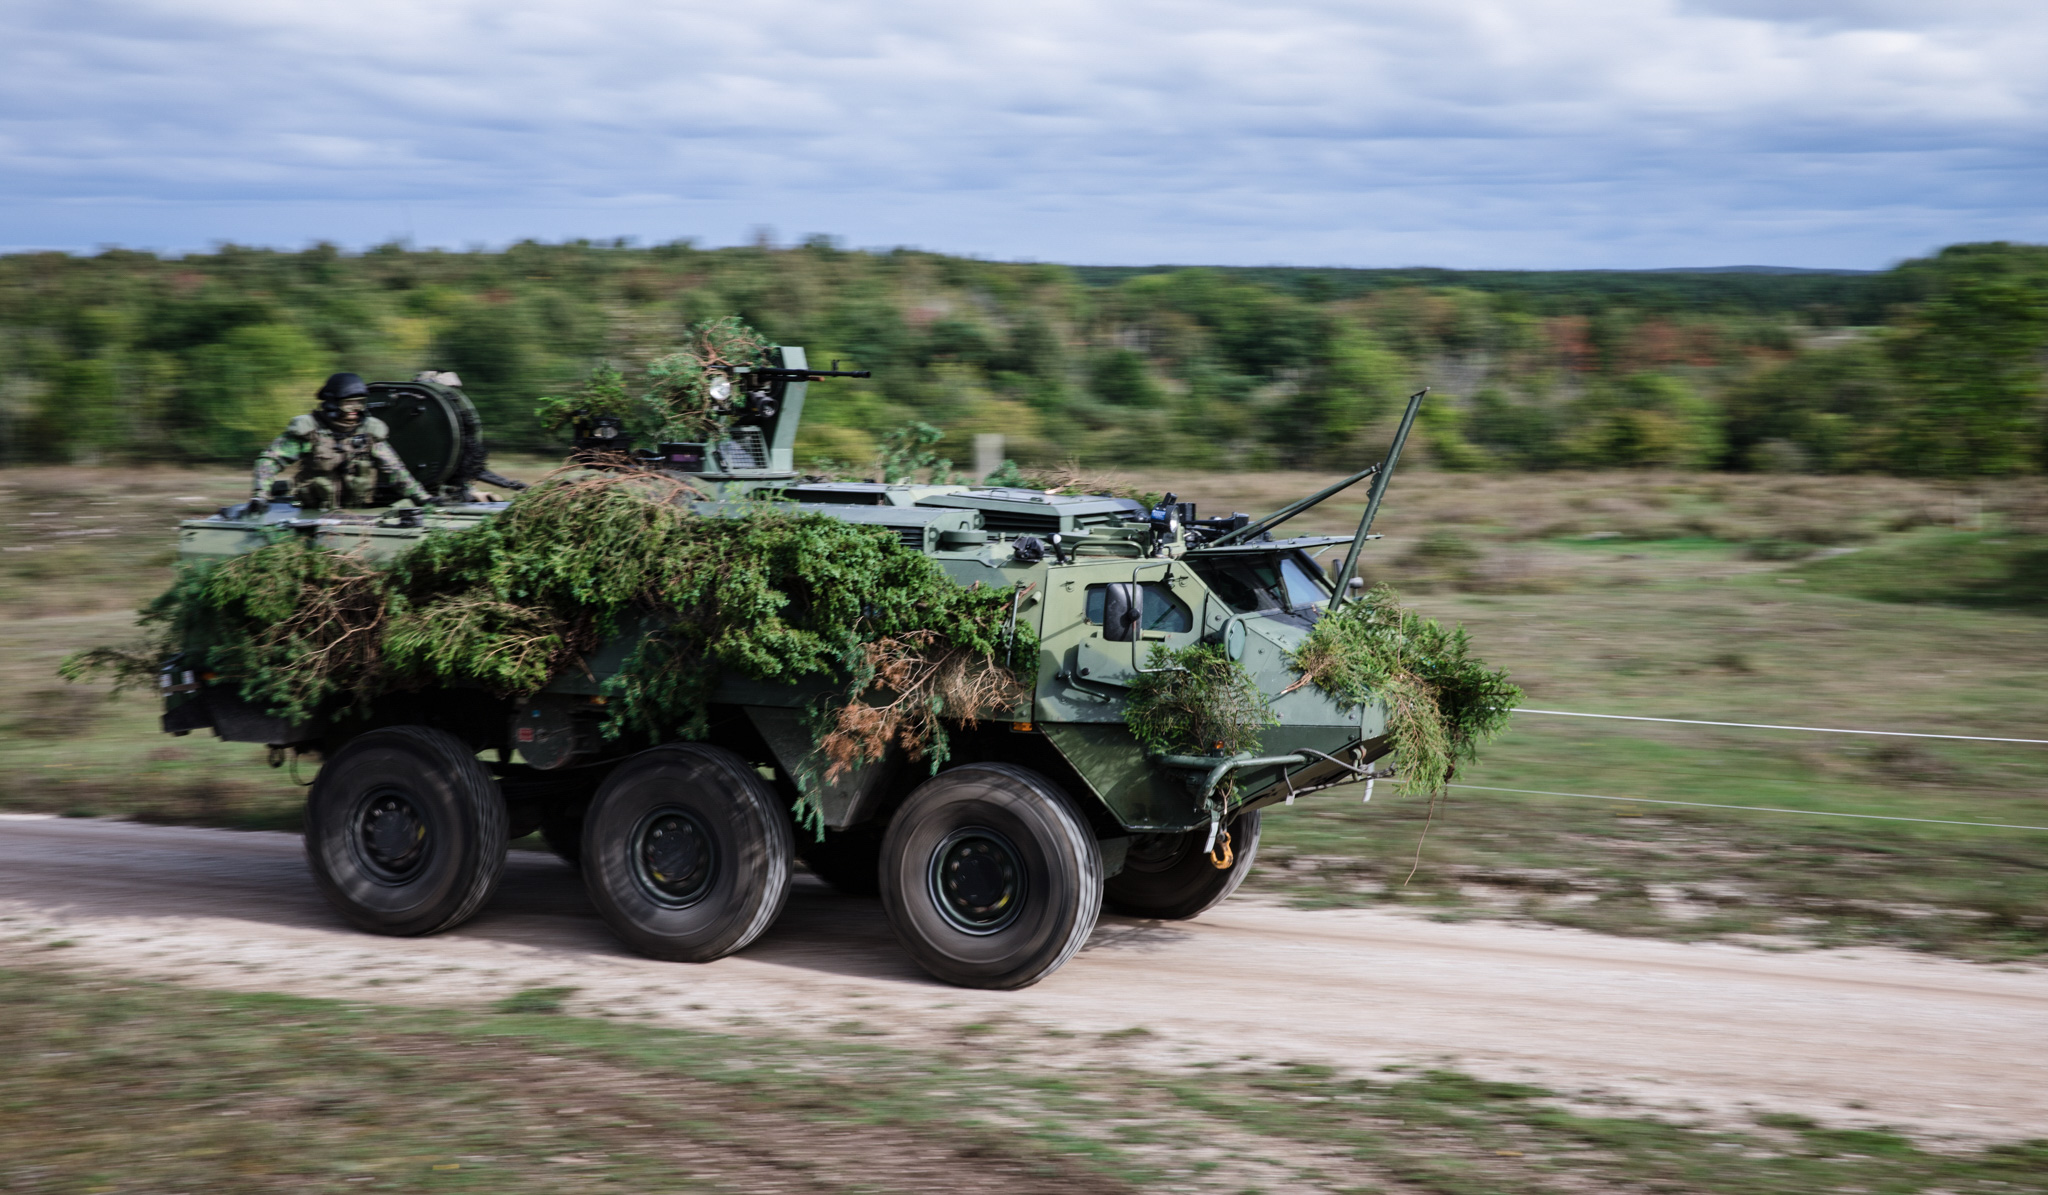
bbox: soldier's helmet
[316,373,369,426]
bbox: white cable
[1513,708,2048,746]
[1449,783,2048,832]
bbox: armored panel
[742,705,897,829]
[1040,722,1207,832]
[917,489,1137,536]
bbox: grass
[4,963,2044,1195]
[11,462,2048,960]
[1242,568,2048,960]
[1136,468,2048,962]
[1791,529,2048,612]
[492,986,579,1015]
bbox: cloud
[1,0,2044,266]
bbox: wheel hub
[632,807,715,908]
[930,828,1025,934]
[357,789,429,880]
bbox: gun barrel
[737,366,872,380]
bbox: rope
[1449,783,2048,832]
[1403,790,1440,886]
[1513,708,2048,746]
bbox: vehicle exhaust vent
[978,510,1063,535]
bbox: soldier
[248,373,433,513]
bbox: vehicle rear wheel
[1104,809,1261,921]
[794,821,884,896]
[581,744,792,963]
[304,726,508,936]
[879,764,1102,990]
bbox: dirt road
[3,815,2042,1144]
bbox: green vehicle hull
[158,348,1408,988]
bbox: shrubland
[2,238,2044,479]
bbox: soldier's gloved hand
[245,495,269,517]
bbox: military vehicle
[159,350,1424,989]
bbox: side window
[1085,582,1193,633]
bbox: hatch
[365,378,485,498]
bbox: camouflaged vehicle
[161,351,1424,989]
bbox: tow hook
[1208,829,1234,869]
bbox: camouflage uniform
[252,412,431,509]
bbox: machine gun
[730,363,873,383]
[647,349,872,476]
[712,362,872,424]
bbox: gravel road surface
[3,815,2042,1144]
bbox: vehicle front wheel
[304,726,508,936]
[1104,809,1260,920]
[879,764,1102,990]
[581,744,792,963]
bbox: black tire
[879,764,1102,990]
[794,821,884,896]
[581,744,792,963]
[1104,810,1261,920]
[304,726,508,936]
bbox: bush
[65,469,1037,828]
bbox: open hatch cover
[365,380,487,498]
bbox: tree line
[0,237,2042,477]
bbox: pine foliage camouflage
[1122,644,1277,767]
[644,317,776,442]
[65,468,1036,824]
[1284,584,1520,795]
[533,362,632,433]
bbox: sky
[3,0,2044,269]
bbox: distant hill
[1635,265,1879,276]
[1067,264,1897,318]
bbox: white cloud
[1,0,2043,265]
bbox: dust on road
[3,815,2042,1145]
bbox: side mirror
[1101,582,1142,642]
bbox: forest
[0,237,2042,478]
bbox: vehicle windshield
[1186,552,1330,616]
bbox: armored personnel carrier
[159,349,1426,989]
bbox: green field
[4,964,2043,1194]
[6,463,2048,960]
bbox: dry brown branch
[816,630,1029,781]
[265,557,390,680]
[517,464,706,508]
[1018,461,1143,498]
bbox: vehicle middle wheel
[304,725,508,936]
[879,763,1102,990]
[581,744,792,963]
[1104,809,1261,920]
